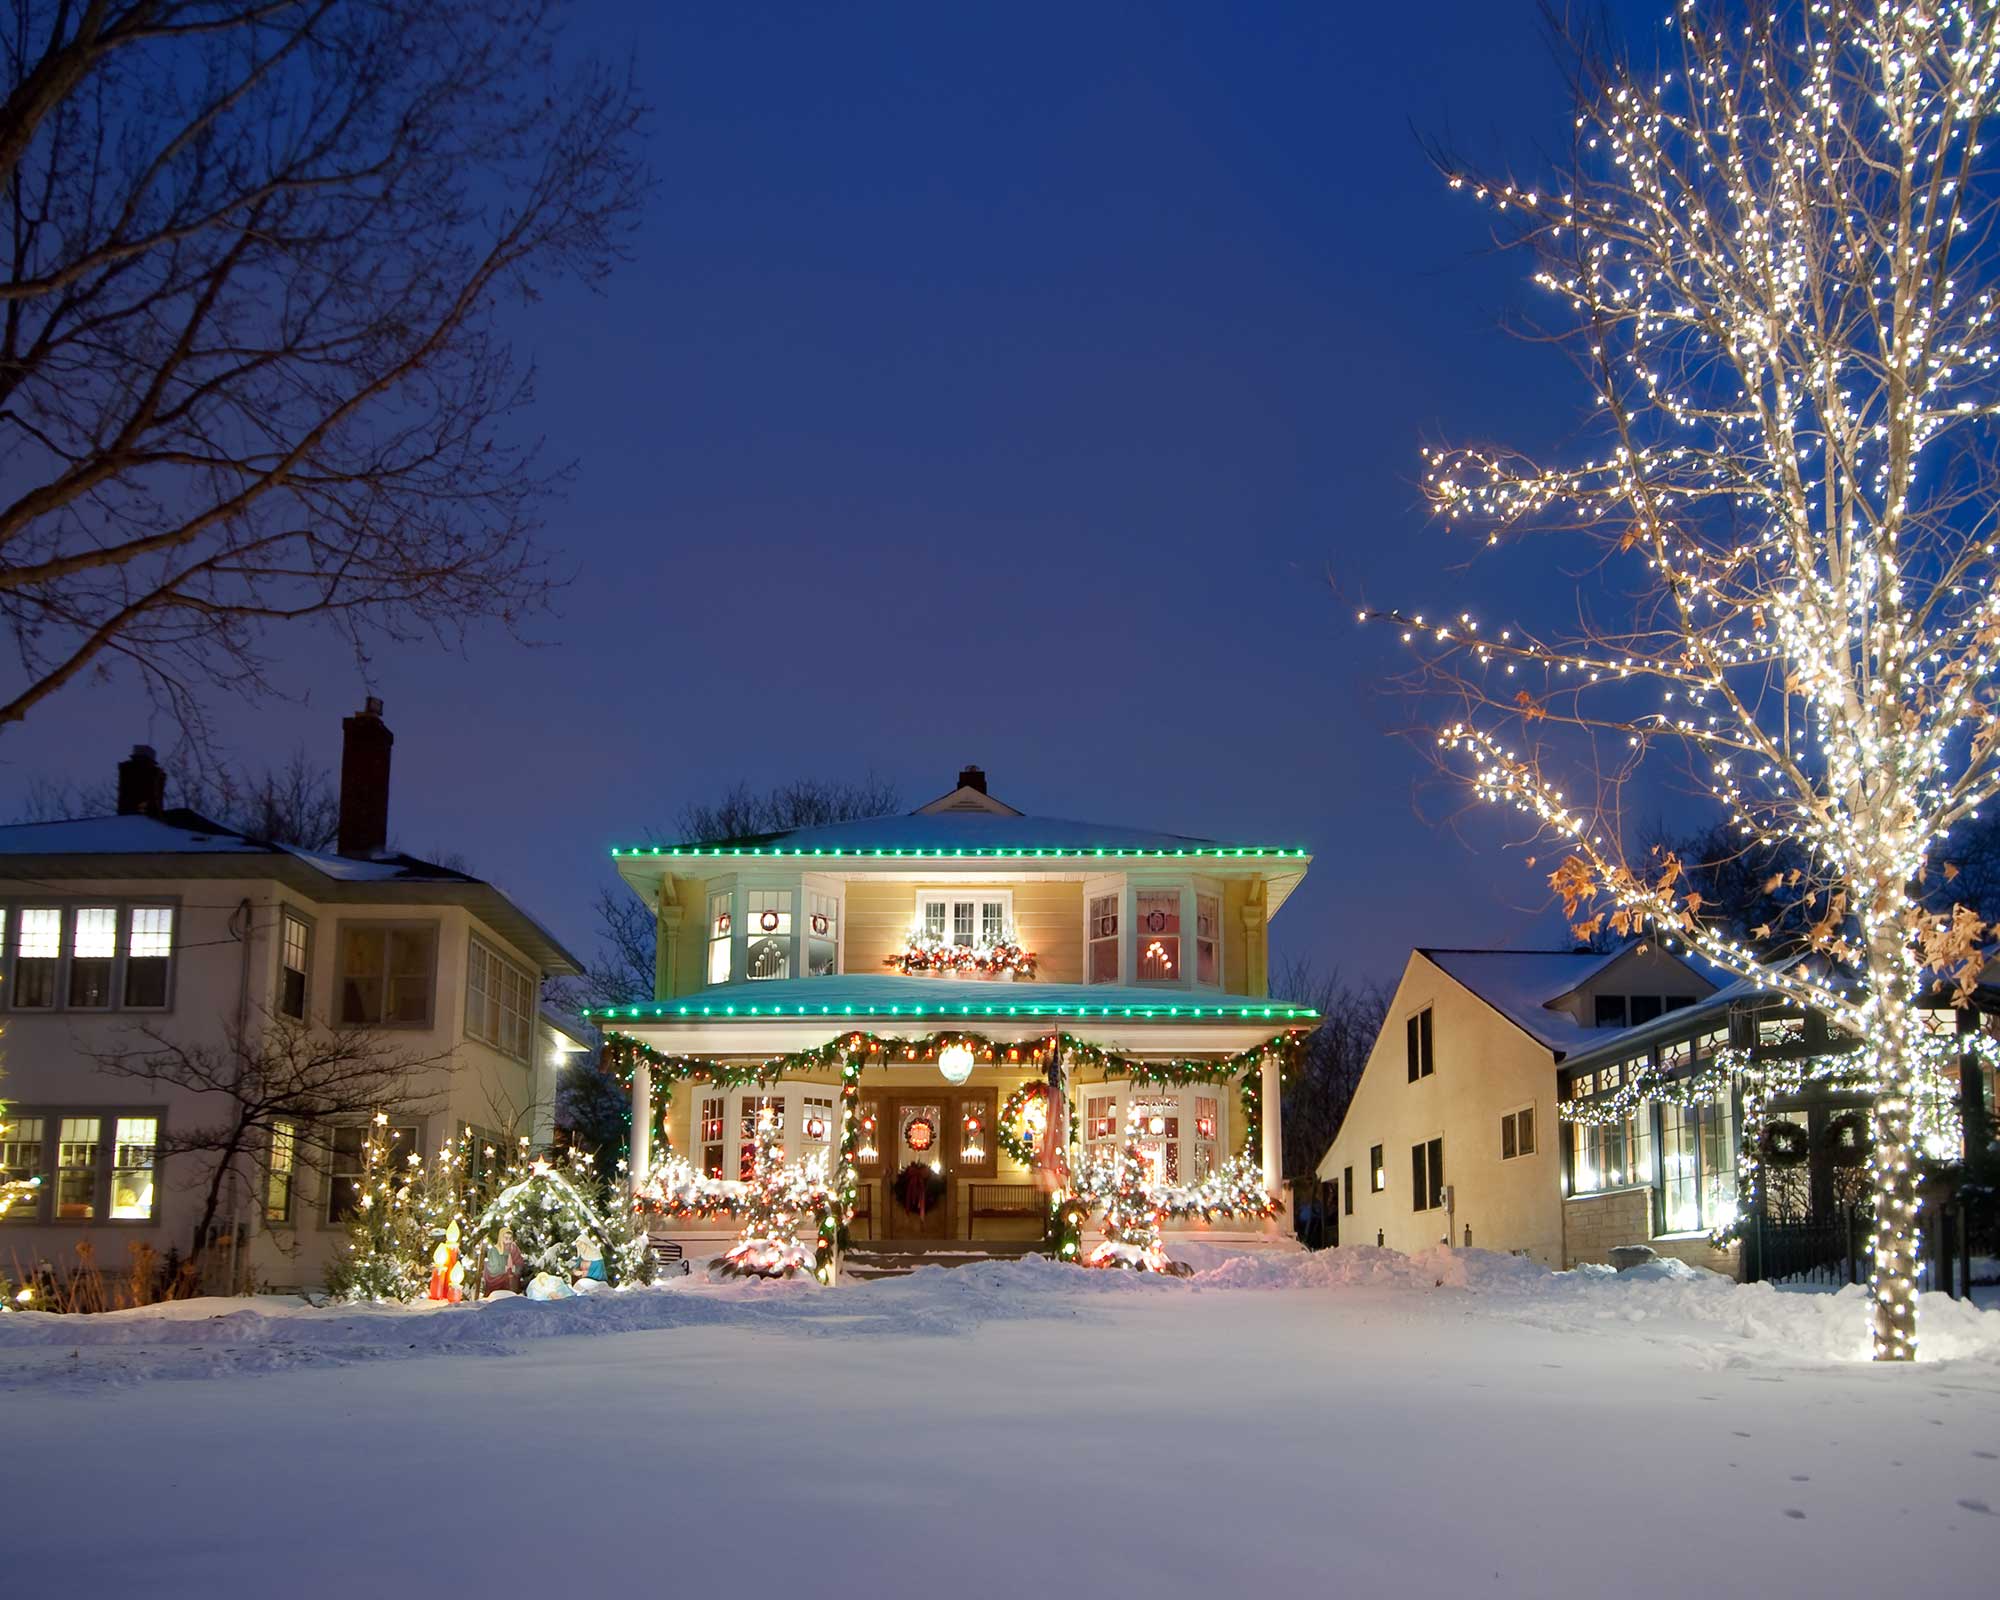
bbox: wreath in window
[1818,1109,1871,1168]
[894,1161,947,1215]
[1758,1120,1812,1168]
[999,1081,1053,1166]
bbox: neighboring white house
[0,702,582,1292]
[1317,943,1714,1267]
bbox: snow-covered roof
[1417,945,1713,1056]
[0,813,269,857]
[588,973,1317,1027]
[613,809,1306,859]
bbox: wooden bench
[966,1182,1042,1238]
[646,1235,691,1276]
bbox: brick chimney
[337,697,394,859]
[116,745,166,818]
[956,764,987,794]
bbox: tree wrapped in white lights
[1378,0,2000,1360]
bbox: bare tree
[0,2,646,741]
[21,745,339,847]
[677,774,902,845]
[1373,1,2000,1358]
[91,1015,450,1270]
[1271,955,1389,1182]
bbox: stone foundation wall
[1562,1188,1741,1280]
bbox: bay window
[1135,891,1180,981]
[1196,894,1220,985]
[807,891,838,977]
[1087,894,1119,983]
[746,891,792,980]
[707,891,732,984]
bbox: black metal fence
[1744,1206,1867,1287]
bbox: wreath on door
[895,1161,948,1216]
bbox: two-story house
[592,768,1315,1260]
[0,701,582,1293]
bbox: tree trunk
[1867,1059,1921,1361]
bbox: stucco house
[1316,943,1713,1268]
[0,703,582,1293]
[591,768,1314,1269]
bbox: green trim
[583,1000,1319,1023]
[609,843,1310,861]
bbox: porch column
[630,1057,653,1190]
[1260,1049,1282,1200]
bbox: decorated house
[592,768,1315,1273]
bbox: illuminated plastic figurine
[427,1219,464,1302]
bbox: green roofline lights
[609,844,1311,860]
[580,1000,1321,1023]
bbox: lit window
[1193,1094,1219,1178]
[1130,1096,1179,1183]
[1195,894,1220,985]
[13,908,60,1008]
[123,906,173,1007]
[1135,892,1179,981]
[109,1117,158,1219]
[1369,1143,1385,1193]
[68,907,118,1007]
[959,1096,993,1167]
[917,894,1011,949]
[467,937,534,1061]
[1500,1106,1536,1161]
[1087,894,1119,984]
[1568,1110,1653,1195]
[266,1121,298,1223]
[57,1117,100,1219]
[1,1116,44,1220]
[707,892,732,985]
[279,911,311,1020]
[802,1094,834,1146]
[699,1096,726,1177]
[746,891,791,981]
[807,891,839,977]
[856,1100,881,1167]
[739,1096,784,1178]
[336,924,436,1026]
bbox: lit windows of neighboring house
[279,910,312,1020]
[1,1112,162,1223]
[807,891,839,977]
[466,937,534,1062]
[109,1118,158,1219]
[1087,894,1119,984]
[13,907,60,1008]
[1405,1006,1434,1081]
[2,904,175,1012]
[266,1121,298,1223]
[1195,893,1220,986]
[67,907,118,1007]
[57,1117,100,1219]
[336,923,436,1027]
[1369,1144,1385,1192]
[1499,1106,1536,1161]
[745,891,791,981]
[1135,891,1180,981]
[1,1116,43,1218]
[124,907,174,1008]
[1410,1136,1444,1212]
[325,1122,419,1224]
[707,892,732,985]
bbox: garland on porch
[1557,1035,1990,1247]
[885,935,1038,977]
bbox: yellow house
[590,768,1314,1270]
[1316,944,1714,1267]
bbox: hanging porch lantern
[937,1041,976,1085]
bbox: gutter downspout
[226,897,254,1294]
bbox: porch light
[937,1042,976,1085]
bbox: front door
[885,1097,950,1239]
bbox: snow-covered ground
[7,1247,1999,1596]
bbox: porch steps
[842,1240,1046,1281]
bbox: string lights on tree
[1371,0,2000,1360]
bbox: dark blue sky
[2,2,1666,987]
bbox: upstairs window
[279,911,312,1020]
[1405,1007,1434,1081]
[336,923,436,1027]
[13,908,61,1008]
[707,892,732,985]
[124,908,174,1009]
[746,891,791,981]
[467,937,534,1062]
[1369,1143,1385,1192]
[918,893,1011,948]
[1594,994,1628,1028]
[1087,894,1119,983]
[807,891,838,977]
[68,907,118,1008]
[1500,1106,1536,1161]
[266,1121,298,1223]
[1195,894,1220,985]
[1411,1137,1444,1212]
[1135,892,1180,981]
[4,904,173,1012]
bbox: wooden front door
[885,1097,951,1238]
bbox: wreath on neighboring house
[1758,1120,1812,1168]
[895,1161,947,1216]
[999,1082,1053,1167]
[1819,1109,1871,1167]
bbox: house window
[467,937,534,1061]
[1129,1096,1180,1183]
[1087,894,1119,984]
[856,1100,881,1167]
[123,907,174,1008]
[1342,1165,1354,1215]
[1084,1094,1118,1169]
[1193,1094,1219,1178]
[917,893,1012,948]
[802,1094,834,1147]
[699,1096,727,1177]
[68,907,118,1007]
[959,1094,995,1169]
[1369,1144,1385,1192]
[1405,1007,1434,1081]
[13,907,61,1008]
[1195,894,1220,985]
[57,1117,101,1219]
[739,1096,784,1179]
[266,1121,298,1223]
[746,891,791,981]
[1,1116,43,1219]
[807,891,838,977]
[1411,1137,1444,1212]
[1630,995,1663,1026]
[325,1122,419,1224]
[109,1117,158,1219]
[1500,1106,1536,1161]
[1659,1101,1737,1234]
[336,924,436,1027]
[1594,994,1628,1028]
[1569,1108,1655,1195]
[707,892,732,985]
[1135,892,1180,981]
[279,911,312,1020]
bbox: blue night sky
[1,1,1670,987]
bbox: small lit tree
[1375,0,2000,1359]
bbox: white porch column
[1260,1049,1282,1200]
[629,1058,653,1191]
